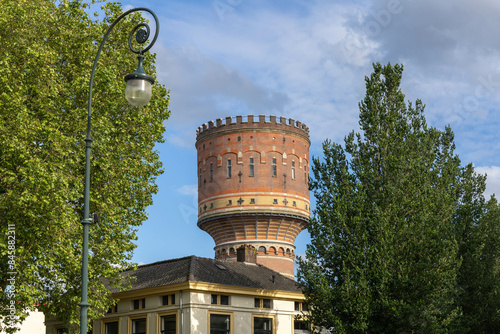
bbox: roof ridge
[134,255,195,270]
[188,255,197,281]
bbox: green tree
[297,63,477,332]
[0,1,170,332]
[454,165,500,333]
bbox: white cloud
[176,184,198,197]
[151,0,500,167]
[475,166,500,199]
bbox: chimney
[236,245,257,264]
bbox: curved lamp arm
[80,8,159,334]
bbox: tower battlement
[196,115,309,144]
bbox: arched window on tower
[291,161,295,180]
[258,246,266,254]
[269,246,277,255]
[227,159,232,178]
[272,158,277,177]
[210,163,213,182]
[249,157,254,177]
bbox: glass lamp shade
[124,55,155,107]
[125,78,152,107]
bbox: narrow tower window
[272,158,277,177]
[210,163,213,182]
[227,159,232,178]
[249,157,254,177]
[291,161,295,180]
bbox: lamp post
[79,8,159,334]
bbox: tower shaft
[196,115,310,277]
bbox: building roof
[112,256,302,294]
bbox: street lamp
[79,8,159,334]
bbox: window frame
[55,327,69,334]
[128,315,148,334]
[291,161,295,180]
[162,294,176,306]
[292,318,312,334]
[252,314,276,334]
[211,294,230,305]
[156,310,178,334]
[101,318,119,334]
[254,298,272,309]
[210,163,214,182]
[249,157,254,177]
[208,310,233,334]
[132,298,145,310]
[227,159,232,179]
[272,158,277,177]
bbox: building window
[292,161,296,179]
[199,168,202,186]
[249,157,254,177]
[162,294,176,306]
[294,320,311,333]
[272,158,277,177]
[104,321,118,334]
[210,163,213,182]
[273,199,278,204]
[211,294,230,305]
[210,313,231,334]
[294,302,309,312]
[107,304,117,313]
[132,318,147,334]
[250,198,255,204]
[254,317,273,334]
[228,200,232,206]
[56,328,68,334]
[227,159,232,178]
[132,298,145,310]
[293,201,296,207]
[254,298,272,309]
[160,314,176,334]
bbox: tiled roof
[112,256,301,294]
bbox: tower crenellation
[196,115,310,146]
[196,115,310,277]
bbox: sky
[114,0,500,267]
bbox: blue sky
[115,0,500,267]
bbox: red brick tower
[196,115,310,277]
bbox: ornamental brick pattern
[196,115,310,277]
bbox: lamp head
[124,56,155,107]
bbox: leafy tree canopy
[297,63,500,333]
[0,0,170,332]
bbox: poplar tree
[0,1,170,332]
[298,63,472,332]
